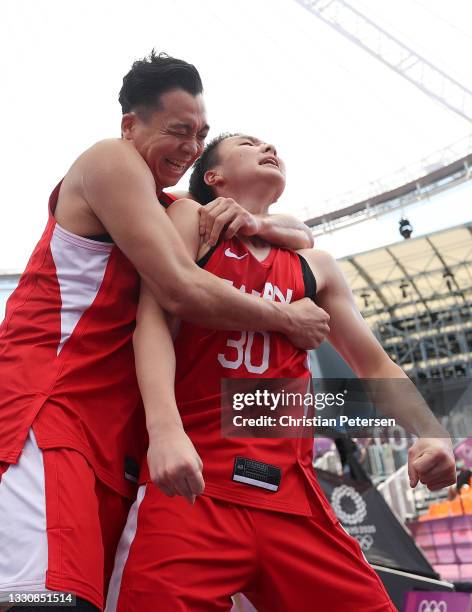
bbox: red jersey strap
[159,191,178,208]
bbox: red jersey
[144,236,333,517]
[0,182,174,498]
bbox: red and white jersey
[144,236,332,516]
[0,182,174,497]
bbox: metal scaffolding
[294,0,472,123]
[340,224,472,380]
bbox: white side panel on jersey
[105,485,146,612]
[50,224,113,354]
[305,350,311,373]
[0,430,50,600]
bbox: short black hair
[189,133,239,204]
[119,50,203,117]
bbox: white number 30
[218,331,270,374]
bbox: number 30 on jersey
[218,331,270,374]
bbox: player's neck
[237,234,271,262]
[219,186,274,214]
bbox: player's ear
[204,169,224,188]
[121,113,137,140]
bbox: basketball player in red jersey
[107,133,456,611]
[0,53,332,612]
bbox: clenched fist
[284,298,330,350]
[408,435,456,491]
[147,425,205,505]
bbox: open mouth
[166,158,187,172]
[260,157,279,168]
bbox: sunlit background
[1,0,471,269]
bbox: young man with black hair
[0,55,330,612]
[107,133,456,611]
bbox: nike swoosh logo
[224,248,248,260]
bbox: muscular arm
[173,191,313,249]
[299,248,456,490]
[198,196,314,249]
[299,251,422,399]
[78,140,322,346]
[132,199,209,501]
[255,214,314,249]
[134,200,201,447]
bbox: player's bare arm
[58,139,326,349]
[198,196,314,249]
[133,200,207,503]
[254,212,314,249]
[134,283,204,505]
[169,191,314,249]
[299,247,456,492]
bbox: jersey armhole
[297,253,317,301]
[197,245,218,268]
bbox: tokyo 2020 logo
[330,485,367,525]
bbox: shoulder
[166,198,202,221]
[72,139,156,208]
[297,248,337,269]
[77,139,154,183]
[83,138,142,161]
[167,197,202,212]
[296,249,342,294]
[165,198,203,260]
[169,190,198,201]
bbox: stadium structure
[292,3,472,604]
[291,0,472,384]
[339,223,472,380]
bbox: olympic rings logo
[330,485,367,525]
[417,600,448,612]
